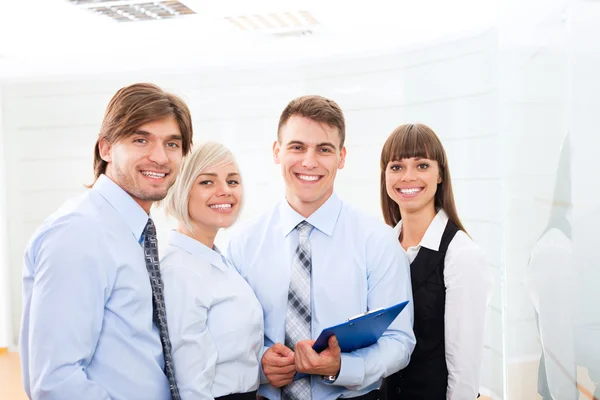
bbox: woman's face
[187,162,243,233]
[385,157,442,216]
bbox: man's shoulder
[229,204,279,241]
[29,190,111,247]
[339,201,397,240]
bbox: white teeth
[297,174,320,181]
[400,188,422,195]
[209,204,232,209]
[142,171,166,178]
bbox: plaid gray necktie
[143,219,181,400]
[282,220,313,400]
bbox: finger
[271,342,294,357]
[264,362,297,376]
[295,340,317,358]
[267,372,296,388]
[328,335,341,353]
[265,353,296,368]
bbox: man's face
[100,116,184,213]
[273,115,346,217]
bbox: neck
[177,222,217,249]
[286,190,333,218]
[399,206,437,250]
[104,171,152,213]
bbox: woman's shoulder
[161,245,213,279]
[446,229,488,267]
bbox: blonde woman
[161,142,263,400]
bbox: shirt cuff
[330,353,364,387]
[259,346,269,384]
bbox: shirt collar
[278,192,342,237]
[394,209,449,251]
[168,230,229,270]
[93,174,149,242]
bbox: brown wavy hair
[380,123,466,233]
[91,83,193,184]
[278,95,346,147]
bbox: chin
[142,191,170,202]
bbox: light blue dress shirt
[161,231,264,399]
[19,174,170,400]
[227,193,416,400]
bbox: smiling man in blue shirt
[227,95,416,400]
[19,83,194,400]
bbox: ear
[98,138,112,163]
[338,146,347,169]
[273,140,281,165]
[437,174,443,184]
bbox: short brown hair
[277,95,346,147]
[92,83,193,182]
[380,123,467,233]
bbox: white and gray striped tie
[282,220,314,400]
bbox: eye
[166,142,180,148]
[134,138,147,144]
[319,147,333,153]
[417,163,430,170]
[389,164,402,171]
[227,180,240,185]
[199,180,213,185]
[290,145,304,151]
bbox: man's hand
[262,343,296,387]
[294,335,341,376]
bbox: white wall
[0,86,13,348]
[0,30,503,396]
[499,6,568,363]
[497,0,600,398]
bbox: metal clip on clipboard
[347,307,384,322]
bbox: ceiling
[0,0,500,81]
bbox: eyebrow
[392,157,429,162]
[134,130,183,142]
[286,140,338,150]
[198,172,240,177]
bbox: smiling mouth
[209,203,234,213]
[396,187,424,197]
[295,173,323,182]
[141,170,168,179]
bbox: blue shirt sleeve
[25,218,113,400]
[334,227,416,389]
[226,233,270,385]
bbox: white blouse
[395,210,493,400]
[161,230,264,400]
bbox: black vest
[383,220,459,400]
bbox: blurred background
[0,0,598,398]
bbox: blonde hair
[164,141,239,232]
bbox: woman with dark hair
[380,124,493,399]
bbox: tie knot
[144,218,157,238]
[296,221,313,238]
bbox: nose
[301,149,319,169]
[148,143,169,166]
[215,181,232,197]
[400,166,417,182]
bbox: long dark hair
[380,123,467,233]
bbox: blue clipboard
[293,300,409,380]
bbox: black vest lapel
[411,247,445,292]
[410,221,460,291]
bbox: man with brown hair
[19,83,193,400]
[228,95,415,399]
